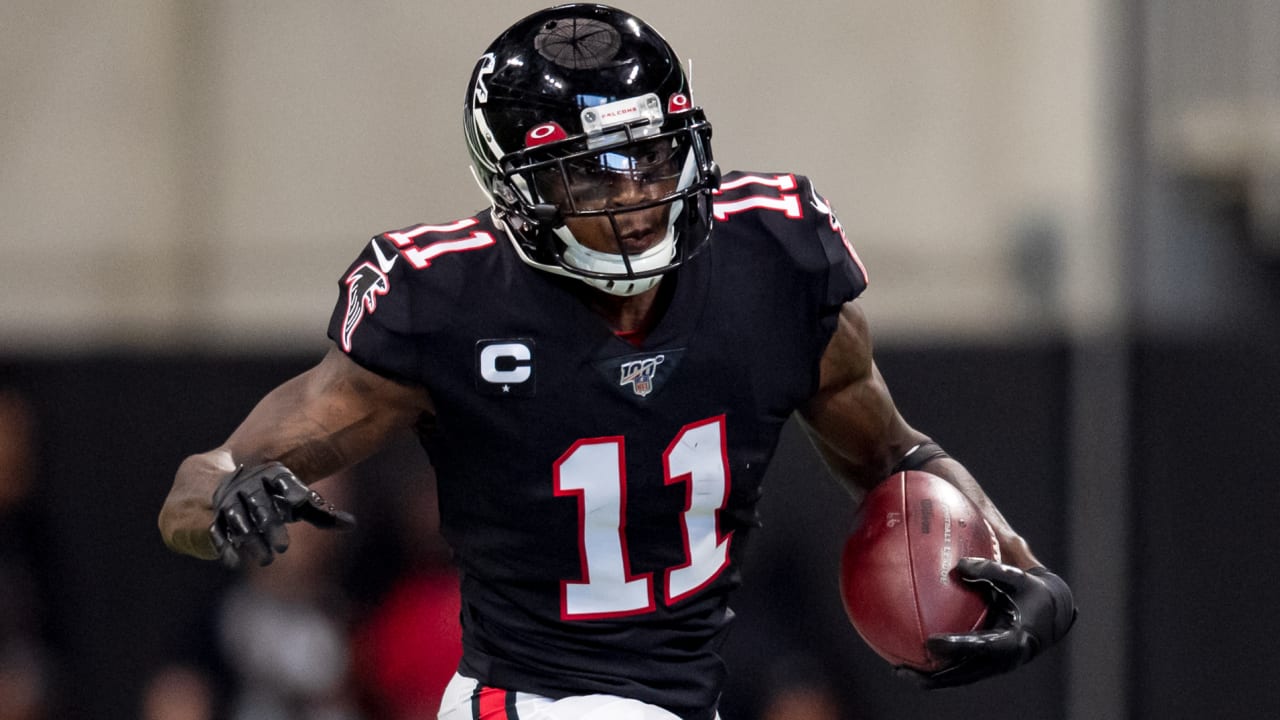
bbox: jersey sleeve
[326,232,424,383]
[797,175,869,310]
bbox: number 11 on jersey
[553,416,732,620]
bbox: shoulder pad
[712,171,868,305]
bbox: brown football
[839,471,1000,670]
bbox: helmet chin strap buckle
[705,162,723,190]
[532,204,562,226]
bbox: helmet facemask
[493,100,715,296]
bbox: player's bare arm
[158,345,432,561]
[802,300,1075,686]
[798,300,920,495]
[798,299,1039,569]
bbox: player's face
[562,178,676,255]
[535,136,685,254]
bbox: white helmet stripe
[469,104,504,175]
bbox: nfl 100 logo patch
[596,348,685,401]
[620,355,664,396]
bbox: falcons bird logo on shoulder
[340,261,389,352]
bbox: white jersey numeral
[663,417,732,603]
[712,193,803,221]
[712,173,804,221]
[554,416,732,619]
[555,437,655,619]
[383,218,496,270]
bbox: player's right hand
[208,461,356,568]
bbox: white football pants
[438,672,722,720]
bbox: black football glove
[208,461,356,568]
[897,558,1077,689]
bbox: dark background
[6,324,1278,719]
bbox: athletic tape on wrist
[890,440,950,474]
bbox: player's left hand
[208,461,356,568]
[896,558,1077,689]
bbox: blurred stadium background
[1,1,1277,718]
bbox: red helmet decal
[667,93,690,114]
[525,122,568,147]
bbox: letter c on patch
[479,342,532,384]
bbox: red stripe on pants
[477,686,508,719]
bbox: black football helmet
[464,4,719,296]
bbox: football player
[159,5,1075,719]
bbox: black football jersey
[327,171,867,720]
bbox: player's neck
[581,278,672,336]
